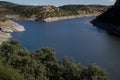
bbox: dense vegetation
[0,1,109,20]
[0,40,108,80]
[0,14,8,22]
[59,5,108,15]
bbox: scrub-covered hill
[0,1,109,22]
[92,0,120,35]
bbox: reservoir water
[11,17,120,80]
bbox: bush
[0,61,24,80]
[0,17,7,22]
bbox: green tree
[58,57,85,80]
[86,64,108,80]
[0,61,24,80]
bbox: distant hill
[0,1,110,21]
[92,0,120,35]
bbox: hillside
[92,0,120,35]
[0,1,110,21]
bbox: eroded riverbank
[43,14,100,22]
[0,20,25,44]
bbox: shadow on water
[92,23,120,80]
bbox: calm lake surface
[11,17,120,80]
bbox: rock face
[92,0,120,35]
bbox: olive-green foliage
[0,17,7,22]
[58,57,85,80]
[59,5,109,15]
[0,40,108,80]
[0,14,7,22]
[86,64,108,80]
[0,61,24,80]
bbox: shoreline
[91,20,120,36]
[0,20,25,44]
[0,15,99,44]
[42,14,100,22]
[6,13,100,22]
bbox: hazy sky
[0,0,116,6]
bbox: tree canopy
[0,40,108,80]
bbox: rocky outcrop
[0,20,25,44]
[0,20,25,32]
